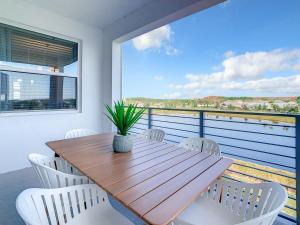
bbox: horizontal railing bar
[222,152,296,169]
[204,125,296,138]
[135,122,148,126]
[278,213,297,223]
[134,106,298,118]
[151,124,198,134]
[227,169,296,190]
[165,133,189,139]
[232,162,296,179]
[217,142,295,158]
[288,195,296,201]
[205,133,296,150]
[151,119,200,127]
[283,205,297,211]
[132,127,146,131]
[164,138,180,144]
[151,113,199,120]
[205,118,295,128]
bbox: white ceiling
[23,0,152,28]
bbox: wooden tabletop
[46,133,233,225]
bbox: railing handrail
[133,106,299,118]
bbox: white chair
[16,184,134,225]
[142,129,165,142]
[175,180,288,225]
[28,153,91,188]
[65,128,97,139]
[179,137,220,156]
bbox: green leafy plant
[105,100,146,136]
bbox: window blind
[0,23,78,72]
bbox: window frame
[0,19,82,117]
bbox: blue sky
[122,0,300,99]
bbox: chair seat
[70,205,134,225]
[176,197,243,225]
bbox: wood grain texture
[46,133,233,225]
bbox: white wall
[0,0,103,173]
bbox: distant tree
[297,96,300,104]
[257,105,262,111]
[262,105,267,110]
[272,104,280,112]
[288,108,298,113]
[192,101,197,108]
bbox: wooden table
[47,133,233,225]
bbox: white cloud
[168,48,300,96]
[165,45,180,56]
[224,50,234,58]
[222,75,300,93]
[132,25,171,50]
[163,92,182,99]
[220,49,300,80]
[154,75,164,81]
[132,25,180,55]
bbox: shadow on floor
[0,167,40,225]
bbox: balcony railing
[129,107,299,224]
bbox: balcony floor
[0,168,293,225]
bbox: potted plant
[105,100,145,153]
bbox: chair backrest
[16,184,111,225]
[205,179,288,225]
[142,129,165,142]
[65,128,97,139]
[179,137,220,156]
[28,153,90,188]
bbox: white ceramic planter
[112,134,133,153]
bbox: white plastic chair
[16,184,134,225]
[142,129,165,142]
[179,137,221,156]
[28,153,91,188]
[175,180,288,225]
[65,128,97,139]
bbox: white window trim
[0,18,82,117]
[0,65,78,78]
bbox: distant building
[272,100,287,108]
[271,100,298,108]
[287,101,298,108]
[223,100,244,108]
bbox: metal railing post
[148,108,152,129]
[296,115,300,224]
[199,111,204,138]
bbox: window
[0,22,79,113]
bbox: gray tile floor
[0,168,40,225]
[0,167,144,225]
[0,168,294,225]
